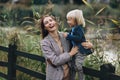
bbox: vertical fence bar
[8,44,17,80]
[100,63,115,80]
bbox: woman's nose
[48,22,52,26]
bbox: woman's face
[43,16,58,32]
[67,17,76,27]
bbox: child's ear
[74,18,78,25]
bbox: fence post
[100,63,115,80]
[8,44,17,80]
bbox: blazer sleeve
[40,40,71,67]
[66,27,84,42]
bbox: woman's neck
[49,31,59,40]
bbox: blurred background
[0,0,120,80]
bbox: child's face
[67,17,76,27]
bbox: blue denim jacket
[66,25,92,55]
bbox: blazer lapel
[47,34,61,55]
[59,32,68,52]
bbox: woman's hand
[69,46,78,57]
[81,40,93,49]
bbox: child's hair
[66,9,85,27]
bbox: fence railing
[0,44,120,80]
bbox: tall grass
[0,27,45,80]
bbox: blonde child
[64,9,93,80]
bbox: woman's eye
[44,21,48,25]
[49,19,52,22]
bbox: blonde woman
[64,9,93,80]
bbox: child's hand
[63,32,68,38]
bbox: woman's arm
[40,40,78,67]
[81,40,93,49]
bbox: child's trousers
[71,52,86,80]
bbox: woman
[40,15,93,80]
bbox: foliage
[109,0,120,8]
[0,27,45,80]
[81,1,120,80]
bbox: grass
[0,26,45,80]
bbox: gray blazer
[40,32,71,80]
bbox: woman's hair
[66,9,85,27]
[39,15,57,39]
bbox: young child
[64,9,93,80]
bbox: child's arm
[63,32,68,38]
[66,27,85,42]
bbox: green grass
[0,27,45,80]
